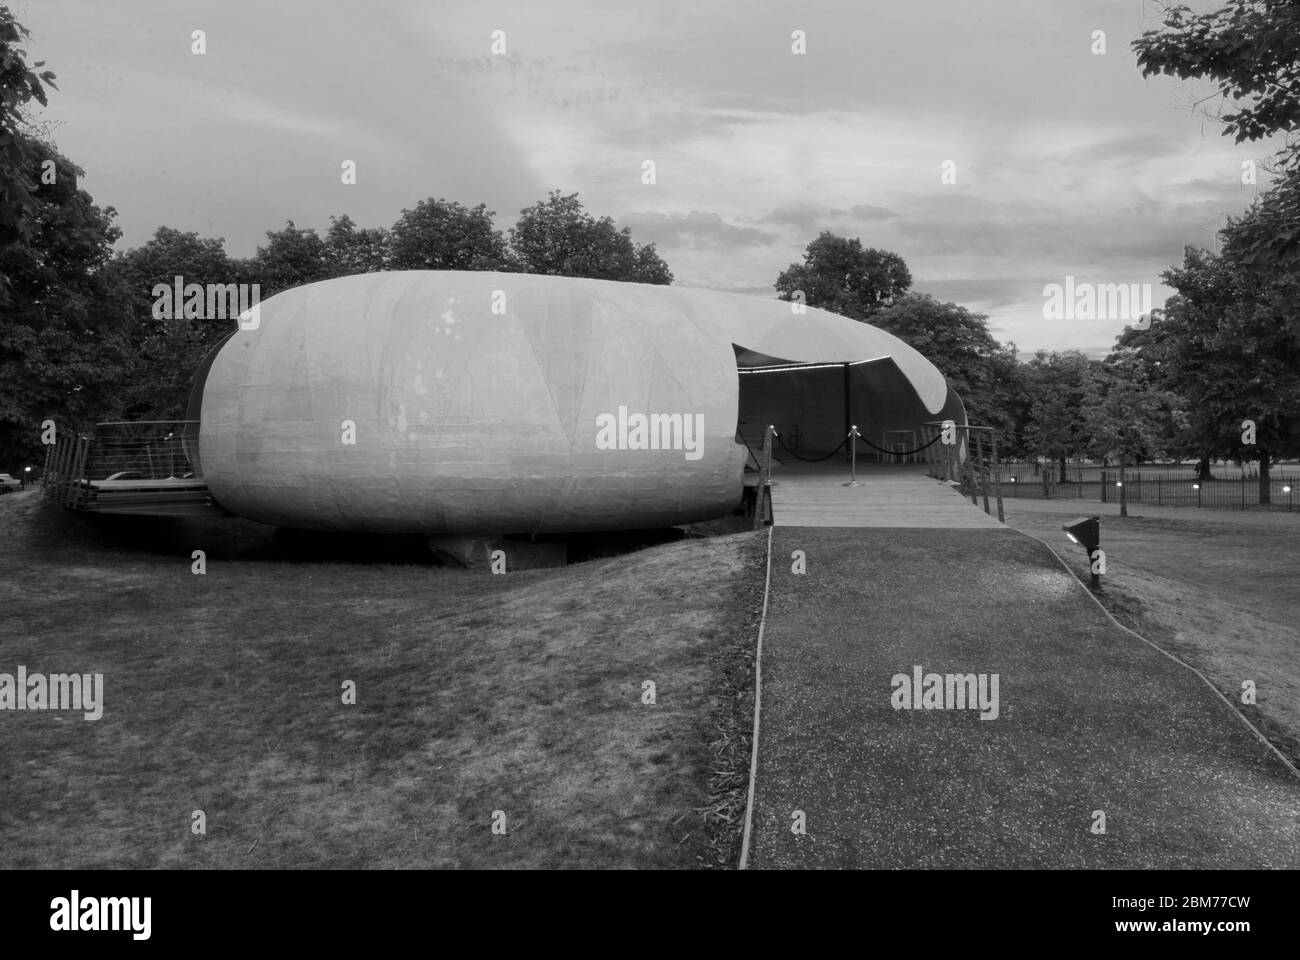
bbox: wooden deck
[766,459,1003,529]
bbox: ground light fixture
[1062,515,1101,590]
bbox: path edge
[737,524,774,869]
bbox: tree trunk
[1196,453,1212,481]
[1058,456,1067,484]
[1259,449,1271,505]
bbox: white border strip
[738,524,775,869]
[1024,531,1300,782]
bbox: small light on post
[1062,515,1101,590]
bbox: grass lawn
[0,492,765,869]
[1002,499,1300,768]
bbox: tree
[253,220,331,295]
[387,198,511,271]
[0,140,134,468]
[1132,0,1300,151]
[1082,366,1170,515]
[1133,0,1300,272]
[509,190,672,283]
[1082,363,1177,497]
[1022,351,1097,482]
[867,293,1027,452]
[108,227,246,421]
[1156,243,1300,502]
[1108,309,1207,474]
[0,5,58,264]
[325,214,388,275]
[774,232,911,320]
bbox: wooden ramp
[767,461,1001,529]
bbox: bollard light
[1062,515,1101,590]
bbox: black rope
[854,433,942,457]
[775,434,849,462]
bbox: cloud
[620,210,778,249]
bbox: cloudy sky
[17,0,1284,356]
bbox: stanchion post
[842,426,863,487]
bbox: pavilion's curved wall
[199,272,747,534]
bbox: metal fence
[78,421,200,482]
[41,421,200,508]
[995,472,1299,512]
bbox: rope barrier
[775,434,848,462]
[854,433,942,457]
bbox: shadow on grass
[14,498,753,568]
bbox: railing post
[968,433,978,505]
[974,431,990,516]
[763,425,777,488]
[990,433,1004,523]
[73,435,89,508]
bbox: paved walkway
[747,526,1300,868]
[768,461,1002,529]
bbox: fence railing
[997,473,1298,511]
[78,421,200,482]
[42,421,201,508]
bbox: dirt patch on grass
[0,495,766,869]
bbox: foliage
[0,140,133,468]
[774,232,911,320]
[1022,351,1097,472]
[0,5,57,262]
[869,293,1027,451]
[387,198,511,271]
[509,190,672,283]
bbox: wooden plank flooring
[767,460,1003,528]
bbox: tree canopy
[774,232,911,320]
[0,6,58,291]
[509,190,672,284]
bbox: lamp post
[23,466,31,490]
[1063,515,1102,590]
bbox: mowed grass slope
[1002,500,1300,768]
[0,493,764,869]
